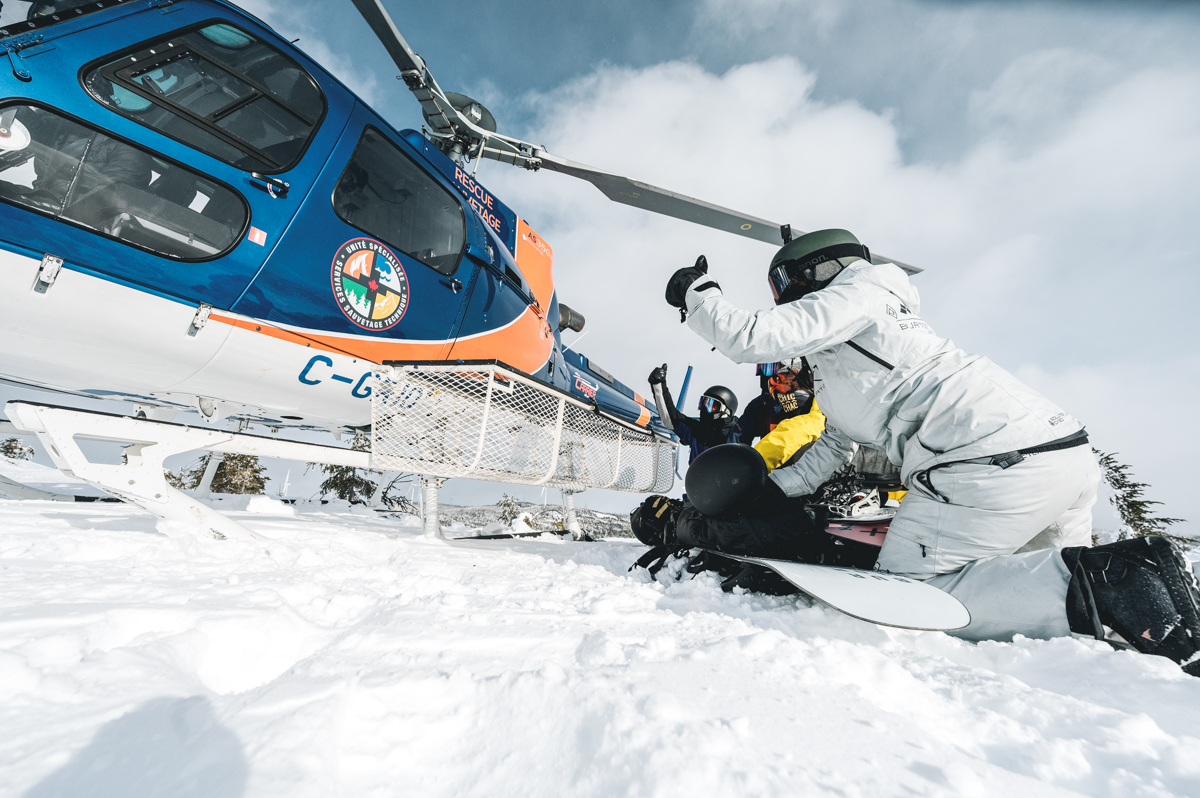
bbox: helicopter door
[230,113,475,355]
[171,113,475,426]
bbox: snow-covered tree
[164,458,203,490]
[1,437,33,461]
[316,430,377,504]
[496,493,522,525]
[1095,449,1188,547]
[164,453,266,494]
[211,454,267,495]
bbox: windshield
[85,22,325,172]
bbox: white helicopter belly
[0,248,230,400]
[0,247,373,429]
[167,319,374,429]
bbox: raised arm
[683,279,874,364]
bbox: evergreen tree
[164,457,205,490]
[164,453,266,494]
[379,473,419,514]
[210,453,267,495]
[315,430,377,504]
[1,437,34,461]
[1094,448,1189,547]
[496,493,522,525]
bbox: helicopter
[0,0,915,539]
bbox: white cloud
[967,48,1120,148]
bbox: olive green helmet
[767,228,870,304]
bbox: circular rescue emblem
[331,238,410,330]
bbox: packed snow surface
[3,497,1200,797]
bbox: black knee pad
[1064,536,1200,675]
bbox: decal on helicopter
[453,166,510,243]
[297,355,372,398]
[574,376,599,401]
[330,238,410,331]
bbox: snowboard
[728,554,971,631]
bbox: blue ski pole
[677,364,694,410]
[674,364,693,479]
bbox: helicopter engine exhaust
[558,303,585,333]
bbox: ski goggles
[699,396,728,415]
[768,371,800,390]
[767,262,800,303]
[756,361,785,377]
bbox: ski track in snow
[2,499,1199,797]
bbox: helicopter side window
[0,104,248,260]
[83,22,325,173]
[332,128,466,276]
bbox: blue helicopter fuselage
[0,0,662,434]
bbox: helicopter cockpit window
[333,128,466,276]
[0,104,248,260]
[83,22,325,173]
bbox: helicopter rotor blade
[534,150,786,245]
[480,145,920,271]
[349,0,464,145]
[509,150,920,271]
[348,0,425,76]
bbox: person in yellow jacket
[736,359,824,470]
[739,360,907,502]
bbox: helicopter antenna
[349,0,919,271]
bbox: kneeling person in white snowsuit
[662,231,1200,674]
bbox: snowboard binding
[1063,536,1200,676]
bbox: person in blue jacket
[647,365,740,464]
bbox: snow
[3,497,1200,797]
[0,456,112,500]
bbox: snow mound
[1,499,1199,796]
[243,495,297,516]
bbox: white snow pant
[878,445,1101,642]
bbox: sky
[4,0,1200,533]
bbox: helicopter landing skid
[3,401,372,543]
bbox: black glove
[665,256,717,321]
[648,363,668,386]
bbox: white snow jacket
[684,260,1083,497]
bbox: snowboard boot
[629,495,683,547]
[629,495,686,577]
[1062,536,1200,676]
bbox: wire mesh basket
[371,361,677,493]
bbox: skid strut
[420,475,447,539]
[562,489,585,540]
[5,402,370,541]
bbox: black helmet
[685,443,769,516]
[768,229,870,304]
[698,385,737,420]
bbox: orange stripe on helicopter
[211,219,557,380]
[212,303,553,374]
